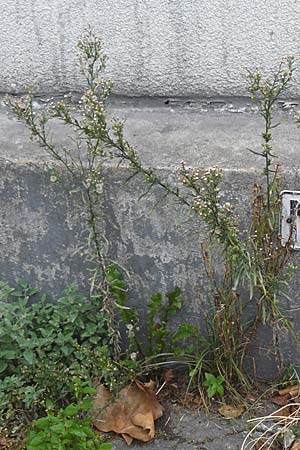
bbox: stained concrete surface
[2,0,300,98]
[2,96,300,171]
[1,97,300,371]
[109,404,249,450]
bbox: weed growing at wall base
[54,43,300,396]
[121,57,300,396]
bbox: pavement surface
[110,403,251,450]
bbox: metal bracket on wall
[281,190,300,250]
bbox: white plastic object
[281,190,300,249]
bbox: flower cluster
[178,162,239,247]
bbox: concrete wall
[2,0,300,97]
[2,100,300,375]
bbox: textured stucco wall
[2,0,300,97]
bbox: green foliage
[26,380,112,450]
[0,278,194,435]
[203,373,225,399]
[0,278,196,440]
[146,287,199,356]
[0,280,115,431]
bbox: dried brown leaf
[164,369,174,383]
[246,393,257,404]
[271,394,290,406]
[92,380,164,445]
[278,384,300,396]
[255,439,280,450]
[291,441,300,450]
[218,405,244,419]
[290,404,300,416]
[271,406,292,423]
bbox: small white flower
[130,352,137,360]
[95,181,103,194]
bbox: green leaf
[172,323,194,342]
[23,350,36,365]
[45,399,55,410]
[204,372,215,384]
[148,293,163,308]
[0,361,8,373]
[0,349,17,359]
[217,385,224,396]
[166,287,182,313]
[69,429,86,437]
[89,336,100,345]
[10,290,24,297]
[69,311,78,323]
[26,434,45,446]
[34,417,52,429]
[63,404,78,417]
[61,345,74,357]
[82,387,97,395]
[82,427,94,437]
[82,323,97,337]
[28,288,39,296]
[99,444,113,450]
[79,399,93,410]
[207,386,215,398]
[50,423,66,433]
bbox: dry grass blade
[241,403,300,450]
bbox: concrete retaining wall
[2,98,300,374]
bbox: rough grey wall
[2,0,300,97]
[2,102,300,374]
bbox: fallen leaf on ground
[271,394,290,406]
[164,369,174,383]
[272,406,292,423]
[245,393,257,404]
[289,404,300,416]
[218,405,244,419]
[255,439,280,450]
[291,441,300,450]
[91,380,164,445]
[179,392,202,409]
[278,384,300,396]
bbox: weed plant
[122,58,300,397]
[157,59,300,396]
[0,280,123,433]
[26,380,112,450]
